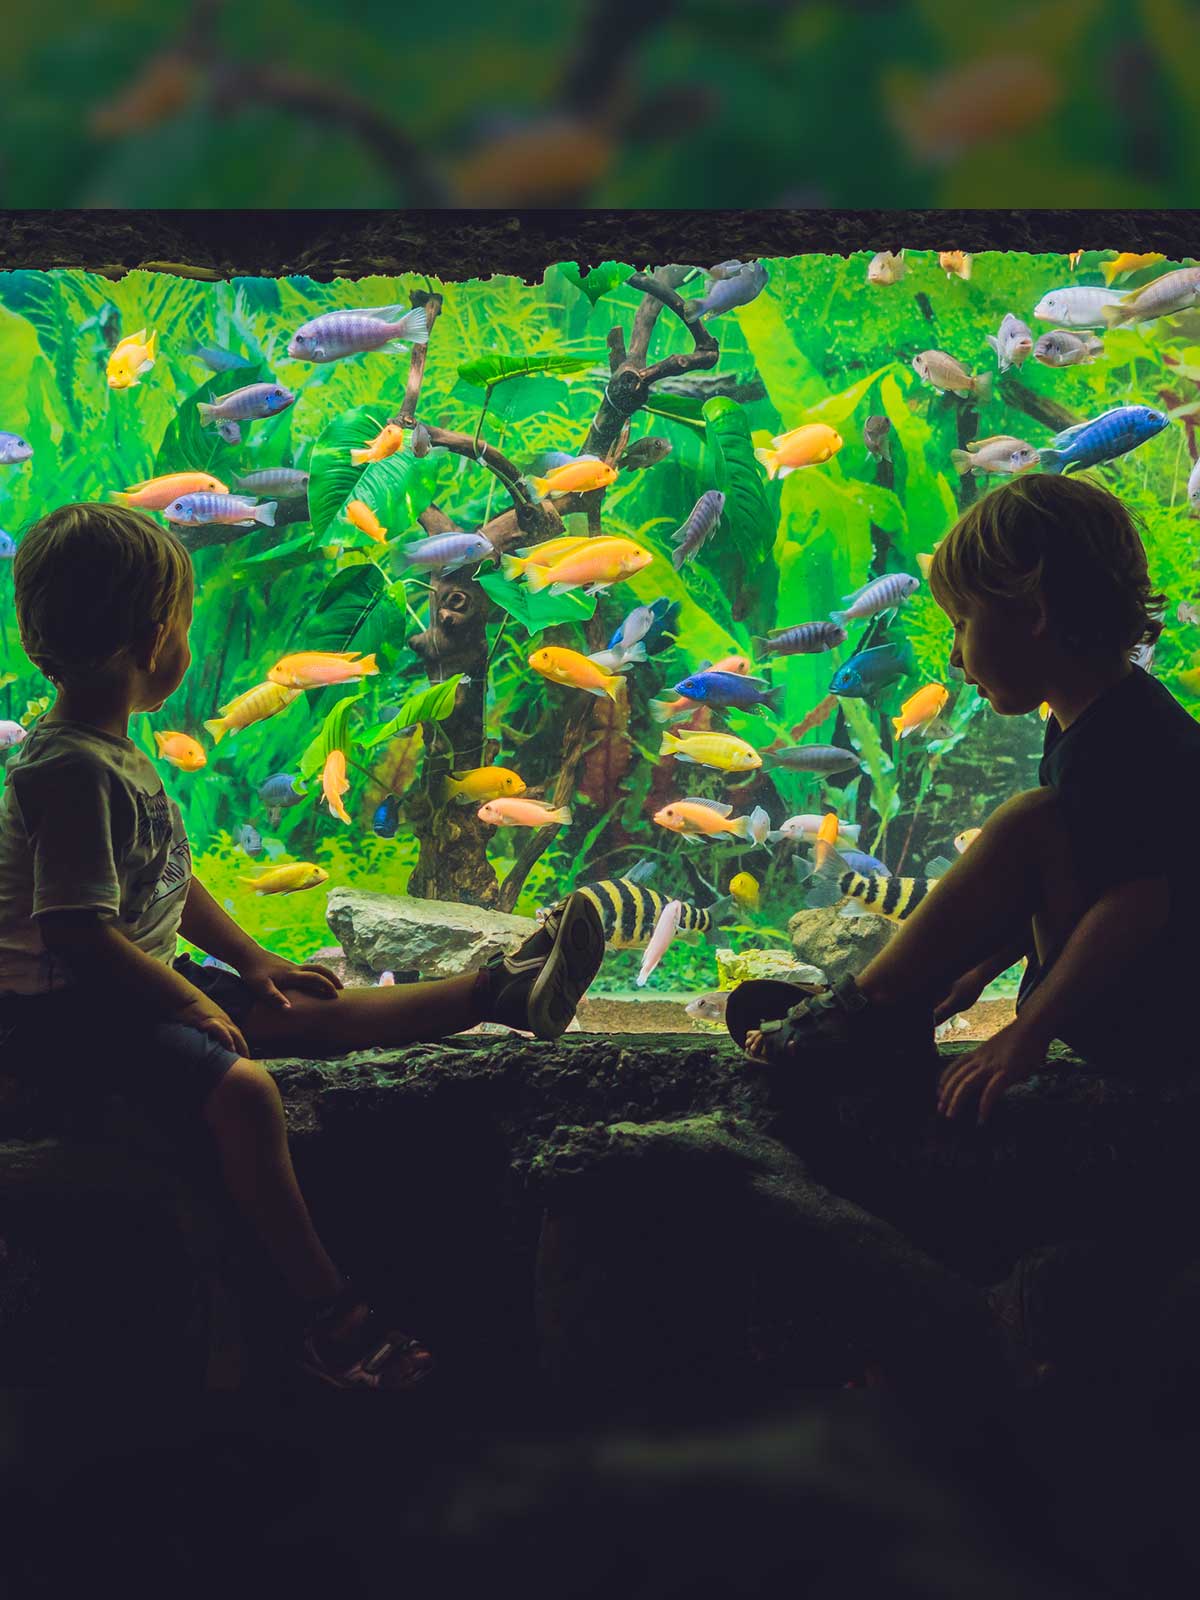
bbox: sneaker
[479,891,606,1040]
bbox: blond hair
[14,503,193,685]
[927,473,1165,657]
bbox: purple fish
[751,620,847,659]
[670,490,726,571]
[399,530,497,573]
[830,572,920,626]
[197,383,295,424]
[288,305,429,363]
[233,468,310,497]
[165,493,277,527]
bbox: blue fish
[188,346,255,372]
[257,772,308,807]
[672,670,783,714]
[0,531,15,559]
[373,795,401,838]
[629,598,681,656]
[1038,404,1168,473]
[840,850,891,876]
[829,638,916,700]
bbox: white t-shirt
[0,717,192,995]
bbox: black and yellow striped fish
[795,845,955,924]
[576,876,731,949]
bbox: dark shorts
[0,954,256,1138]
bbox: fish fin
[623,857,657,885]
[197,402,217,425]
[1099,302,1131,328]
[603,676,623,706]
[202,718,226,743]
[985,334,999,352]
[649,700,679,724]
[682,797,734,815]
[838,900,871,918]
[499,552,526,580]
[973,370,994,403]
[383,306,429,344]
[764,683,784,714]
[923,854,954,877]
[673,752,701,763]
[525,563,552,593]
[525,475,549,498]
[1038,448,1066,473]
[949,449,974,474]
[749,636,771,658]
[829,609,849,627]
[253,501,278,526]
[620,640,647,665]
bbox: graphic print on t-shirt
[125,788,191,919]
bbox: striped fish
[795,845,954,924]
[575,877,731,950]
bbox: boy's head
[928,473,1166,713]
[14,502,195,711]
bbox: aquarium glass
[0,254,1194,1021]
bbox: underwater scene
[0,249,1197,1022]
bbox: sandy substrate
[570,993,1019,1039]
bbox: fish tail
[203,717,227,744]
[670,545,687,571]
[525,562,552,593]
[891,715,905,737]
[385,306,429,345]
[681,297,703,321]
[659,732,680,755]
[949,448,974,474]
[603,675,623,706]
[730,813,755,840]
[649,700,677,724]
[499,552,526,580]
[197,402,217,425]
[973,369,994,403]
[763,683,784,714]
[1037,448,1066,474]
[253,500,278,526]
[753,446,777,478]
[552,805,573,824]
[525,475,549,498]
[1099,303,1128,328]
[749,635,771,659]
[358,653,379,675]
[621,640,648,665]
[829,609,848,627]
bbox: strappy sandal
[725,973,941,1076]
[724,978,834,1062]
[296,1276,434,1392]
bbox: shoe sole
[725,979,940,1071]
[526,892,606,1040]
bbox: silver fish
[683,263,769,321]
[670,489,725,570]
[0,432,32,465]
[1032,286,1127,326]
[986,313,1034,373]
[685,990,729,1025]
[912,350,994,400]
[0,531,16,558]
[288,305,429,363]
[751,620,847,658]
[164,493,277,527]
[1177,600,1200,625]
[636,898,682,988]
[863,416,892,461]
[760,744,863,776]
[197,383,295,423]
[399,530,497,573]
[866,250,906,286]
[949,435,1039,475]
[1034,329,1104,367]
[233,468,311,497]
[1100,266,1200,328]
[217,420,242,445]
[411,422,434,457]
[831,571,920,624]
[189,346,254,372]
[587,644,646,674]
[235,822,262,856]
[1188,455,1200,512]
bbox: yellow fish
[345,499,388,543]
[350,424,405,465]
[916,552,934,579]
[729,871,759,909]
[504,536,593,578]
[153,730,206,771]
[238,862,330,895]
[954,828,982,854]
[529,646,624,705]
[653,798,769,842]
[519,537,652,596]
[659,729,762,772]
[440,766,527,804]
[107,329,158,390]
[322,748,351,824]
[893,683,949,739]
[113,471,228,510]
[1100,252,1166,285]
[754,424,842,480]
[939,251,972,280]
[477,797,573,827]
[1038,701,1052,719]
[527,457,618,497]
[203,681,301,744]
[268,651,379,689]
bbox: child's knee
[202,1056,280,1125]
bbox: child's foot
[476,891,606,1040]
[298,1281,434,1391]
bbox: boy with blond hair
[728,472,1194,1124]
[0,503,606,1389]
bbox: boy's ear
[1029,596,1051,638]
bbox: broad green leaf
[558,262,633,306]
[298,690,365,782]
[306,562,387,655]
[641,393,707,434]
[476,569,597,635]
[878,370,959,559]
[700,396,779,633]
[229,531,323,581]
[457,351,597,388]
[307,404,397,539]
[359,674,464,749]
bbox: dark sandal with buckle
[297,1277,435,1392]
[725,978,831,1062]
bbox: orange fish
[893,683,949,739]
[350,424,405,466]
[939,251,972,280]
[113,471,228,510]
[477,797,573,828]
[1068,250,1084,271]
[886,55,1060,164]
[529,645,624,704]
[501,535,594,580]
[754,424,843,480]
[526,457,618,497]
[203,682,300,744]
[268,651,379,689]
[153,730,206,771]
[520,537,652,596]
[652,798,770,843]
[345,499,388,543]
[954,828,982,853]
[322,749,351,824]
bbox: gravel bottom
[569,993,1019,1039]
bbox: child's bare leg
[853,787,1089,1009]
[202,1058,342,1303]
[237,970,484,1059]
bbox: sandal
[296,1276,435,1392]
[725,974,940,1073]
[724,978,833,1060]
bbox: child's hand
[936,1020,1048,1126]
[932,969,987,1025]
[172,992,249,1059]
[234,950,344,1011]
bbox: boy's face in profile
[947,592,1049,717]
[140,589,194,712]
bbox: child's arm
[40,912,214,1018]
[1008,875,1172,1049]
[177,874,265,968]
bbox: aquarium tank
[0,251,1195,1019]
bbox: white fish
[587,641,648,674]
[985,313,1034,373]
[1187,455,1200,514]
[0,720,26,747]
[378,970,395,986]
[615,604,657,652]
[1032,286,1127,327]
[770,815,861,848]
[636,898,682,988]
[685,991,729,1025]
